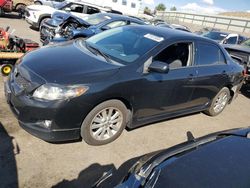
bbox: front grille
[15,73,30,89]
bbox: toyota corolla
[5,25,244,145]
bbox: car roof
[93,13,146,24]
[126,25,217,44]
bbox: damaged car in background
[40,12,145,45]
[223,38,250,83]
[25,0,115,30]
[5,26,244,145]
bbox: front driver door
[134,41,198,120]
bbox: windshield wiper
[85,42,112,64]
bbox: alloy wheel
[213,91,228,113]
[90,107,123,141]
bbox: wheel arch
[14,3,26,11]
[38,14,51,27]
[83,97,133,127]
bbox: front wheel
[204,87,230,116]
[81,100,128,145]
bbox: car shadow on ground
[0,13,22,20]
[0,122,19,188]
[52,156,142,188]
[240,84,250,99]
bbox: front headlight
[33,84,88,101]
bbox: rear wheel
[1,64,13,76]
[204,87,230,116]
[81,100,128,145]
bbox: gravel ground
[0,14,250,188]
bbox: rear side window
[196,42,226,66]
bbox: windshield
[82,14,112,25]
[80,27,163,64]
[241,39,250,47]
[202,32,227,41]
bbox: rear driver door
[189,41,229,108]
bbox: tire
[204,87,230,116]
[81,100,128,145]
[1,64,13,76]
[15,4,26,18]
[34,1,42,5]
[0,8,4,17]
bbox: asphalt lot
[1,15,250,188]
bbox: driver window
[65,4,84,13]
[153,42,192,69]
[106,21,126,29]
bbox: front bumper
[4,73,93,142]
[40,22,57,43]
[25,17,39,28]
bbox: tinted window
[63,4,83,13]
[226,36,237,44]
[241,39,250,47]
[202,32,227,41]
[86,6,100,14]
[197,42,225,66]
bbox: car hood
[19,40,120,84]
[110,127,250,188]
[49,11,90,27]
[27,4,56,12]
[223,44,250,53]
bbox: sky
[143,0,250,14]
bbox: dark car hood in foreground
[223,44,250,53]
[112,127,250,188]
[19,40,119,84]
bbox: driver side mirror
[101,26,111,31]
[148,61,169,73]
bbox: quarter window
[197,42,226,66]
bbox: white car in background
[25,0,111,30]
[34,0,65,7]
